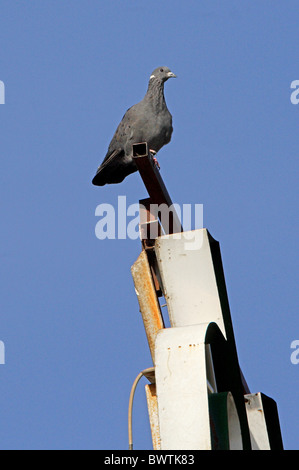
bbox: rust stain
[131,251,164,364]
[145,383,161,450]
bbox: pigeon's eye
[160,68,164,72]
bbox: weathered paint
[131,250,164,364]
[155,324,213,450]
[131,224,282,449]
[244,393,271,450]
[145,383,161,450]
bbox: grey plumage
[92,66,176,186]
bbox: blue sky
[0,0,298,450]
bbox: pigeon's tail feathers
[92,148,137,186]
[92,149,123,186]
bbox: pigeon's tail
[92,149,137,186]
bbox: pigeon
[92,66,176,186]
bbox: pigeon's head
[149,66,177,83]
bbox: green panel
[209,392,230,450]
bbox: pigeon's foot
[150,149,160,170]
[153,157,160,170]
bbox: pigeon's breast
[147,109,173,152]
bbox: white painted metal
[140,229,282,449]
[227,392,243,449]
[205,344,217,394]
[244,393,271,450]
[155,229,226,338]
[155,324,214,450]
[154,231,230,449]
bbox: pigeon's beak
[167,71,177,79]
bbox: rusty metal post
[133,142,183,235]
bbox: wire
[128,367,155,450]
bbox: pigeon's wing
[107,103,147,154]
[92,104,147,186]
[92,148,127,186]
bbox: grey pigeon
[92,66,176,186]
